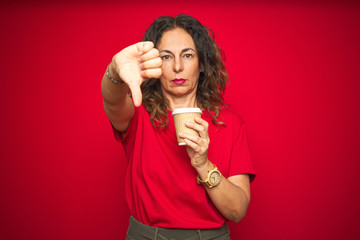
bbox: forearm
[196,162,250,222]
[101,62,134,131]
[101,62,129,104]
[207,176,249,222]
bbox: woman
[101,14,255,240]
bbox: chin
[173,88,192,96]
[162,85,196,98]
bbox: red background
[1,1,359,239]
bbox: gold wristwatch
[197,165,222,188]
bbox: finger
[141,68,162,79]
[136,41,154,55]
[140,57,162,70]
[195,117,209,136]
[187,117,209,138]
[139,48,160,62]
[194,117,209,128]
[128,82,143,107]
[179,132,201,144]
[183,138,200,152]
[185,122,205,135]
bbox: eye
[184,53,193,59]
[161,55,171,60]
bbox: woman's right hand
[111,41,162,107]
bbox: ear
[200,64,204,72]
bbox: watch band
[197,164,222,189]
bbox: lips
[172,78,186,84]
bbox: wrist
[107,62,124,84]
[195,160,213,181]
[196,163,222,189]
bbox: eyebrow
[159,48,196,54]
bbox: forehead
[157,27,196,51]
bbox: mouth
[172,78,186,85]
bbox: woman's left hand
[179,117,210,169]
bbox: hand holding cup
[172,108,202,146]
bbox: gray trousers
[126,216,230,240]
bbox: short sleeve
[111,105,141,145]
[228,120,256,182]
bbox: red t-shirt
[113,105,255,229]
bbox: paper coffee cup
[172,108,202,146]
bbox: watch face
[209,171,221,186]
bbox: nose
[173,56,183,73]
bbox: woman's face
[157,27,201,99]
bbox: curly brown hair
[141,14,228,128]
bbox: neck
[164,92,198,111]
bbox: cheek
[189,64,200,77]
[161,62,172,77]
[160,64,171,84]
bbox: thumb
[136,41,154,55]
[128,82,143,107]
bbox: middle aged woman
[101,14,256,240]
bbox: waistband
[126,216,230,240]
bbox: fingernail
[179,132,184,136]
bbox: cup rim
[172,108,202,115]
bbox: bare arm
[101,62,134,132]
[101,42,162,132]
[197,162,250,222]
